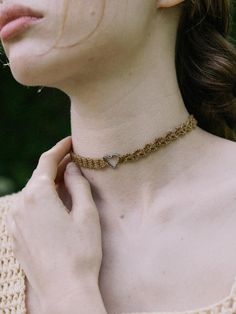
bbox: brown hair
[176,0,236,140]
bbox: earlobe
[156,0,185,8]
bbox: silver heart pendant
[103,153,121,169]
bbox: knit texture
[0,191,26,314]
[1,192,236,314]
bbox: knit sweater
[2,192,236,314]
[0,191,26,314]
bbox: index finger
[32,136,72,181]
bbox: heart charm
[103,153,121,169]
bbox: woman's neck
[57,7,209,220]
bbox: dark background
[0,7,236,196]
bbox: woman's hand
[4,136,103,310]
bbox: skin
[5,137,107,314]
[2,0,236,313]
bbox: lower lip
[0,16,43,41]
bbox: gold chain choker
[70,114,198,170]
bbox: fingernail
[66,162,77,174]
[62,136,71,143]
[55,136,71,147]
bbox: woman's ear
[156,0,185,8]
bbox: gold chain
[70,114,198,170]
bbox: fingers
[21,137,73,220]
[63,162,98,225]
[55,153,72,185]
[32,136,72,182]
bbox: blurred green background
[0,5,236,196]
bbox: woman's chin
[8,59,55,87]
[10,69,45,86]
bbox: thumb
[64,162,97,223]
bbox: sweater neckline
[120,275,236,314]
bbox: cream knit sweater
[2,191,236,314]
[0,192,26,313]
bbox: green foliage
[0,55,70,194]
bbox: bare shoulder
[187,131,236,218]
[206,134,236,212]
[221,138,236,200]
[200,130,236,178]
[212,135,236,178]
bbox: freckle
[90,11,96,16]
[120,214,124,219]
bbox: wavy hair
[176,0,236,139]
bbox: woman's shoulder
[0,190,27,313]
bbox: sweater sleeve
[0,192,27,314]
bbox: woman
[0,0,236,313]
